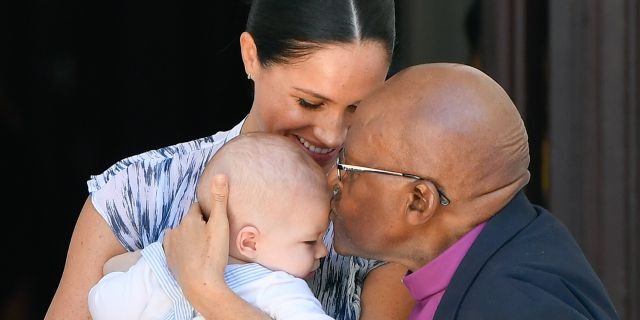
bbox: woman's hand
[163,175,270,319]
[163,174,231,308]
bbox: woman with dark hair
[46,0,414,319]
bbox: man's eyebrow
[293,87,335,104]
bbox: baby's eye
[297,98,323,109]
[304,240,317,245]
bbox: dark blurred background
[1,0,638,319]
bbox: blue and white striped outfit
[89,242,332,320]
[87,119,383,320]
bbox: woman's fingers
[184,202,206,223]
[203,175,230,275]
[162,174,231,302]
[207,175,230,233]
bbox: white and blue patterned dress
[88,119,383,320]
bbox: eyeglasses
[336,148,451,206]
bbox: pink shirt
[402,222,486,320]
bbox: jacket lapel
[434,192,538,319]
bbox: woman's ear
[240,32,260,79]
[236,225,260,260]
[406,181,439,226]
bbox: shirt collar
[224,115,248,143]
[403,222,487,301]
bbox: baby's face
[255,190,330,279]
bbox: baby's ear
[236,226,260,259]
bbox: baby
[88,133,333,320]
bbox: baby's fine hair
[196,132,326,216]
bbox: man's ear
[236,225,260,259]
[406,181,439,225]
[240,32,260,79]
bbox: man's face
[328,121,411,260]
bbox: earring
[247,73,252,80]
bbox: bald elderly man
[328,63,618,319]
[162,63,618,320]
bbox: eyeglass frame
[336,148,451,206]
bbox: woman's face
[243,40,390,170]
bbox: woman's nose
[313,110,347,149]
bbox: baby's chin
[302,270,317,282]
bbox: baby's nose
[317,243,329,259]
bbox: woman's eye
[297,98,322,109]
[346,104,358,113]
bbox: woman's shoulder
[88,120,245,193]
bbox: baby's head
[197,133,330,278]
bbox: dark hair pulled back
[246,0,395,66]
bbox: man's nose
[326,163,339,191]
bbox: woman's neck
[240,114,252,134]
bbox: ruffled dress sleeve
[87,124,242,251]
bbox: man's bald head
[351,63,530,212]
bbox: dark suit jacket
[433,192,619,320]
